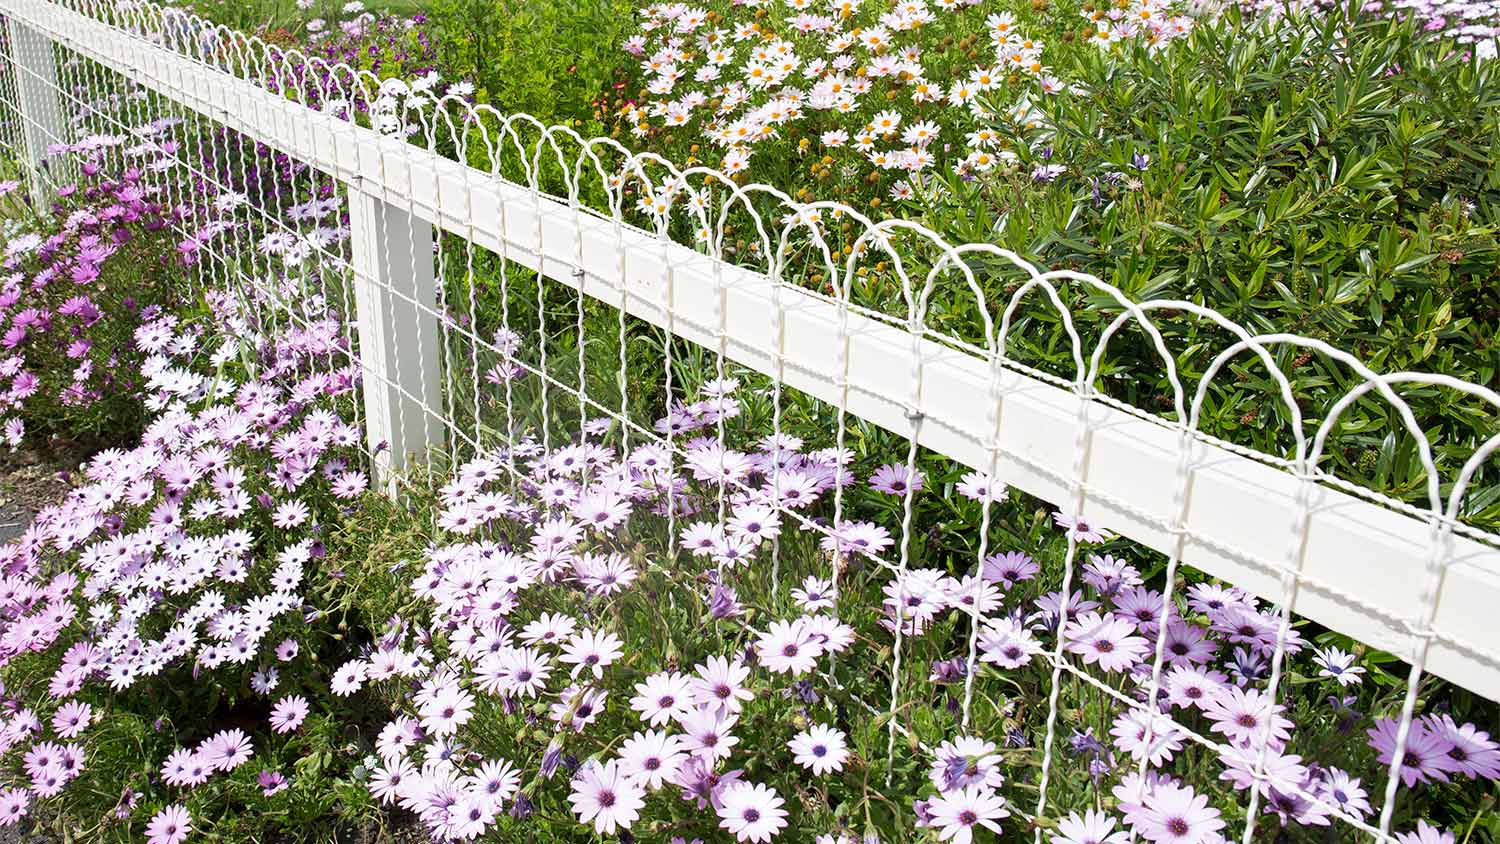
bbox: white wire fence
[0,0,1497,841]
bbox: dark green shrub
[913,9,1500,527]
[428,0,634,128]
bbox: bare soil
[0,439,84,542]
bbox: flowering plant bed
[0,0,1495,842]
[318,374,1500,844]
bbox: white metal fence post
[348,183,445,490]
[4,17,66,210]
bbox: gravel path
[0,819,50,844]
[0,502,26,544]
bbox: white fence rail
[0,0,1498,836]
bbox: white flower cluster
[622,0,1185,179]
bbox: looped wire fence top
[0,0,1498,839]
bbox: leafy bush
[0,164,185,448]
[0,89,381,840]
[427,0,634,128]
[911,9,1500,526]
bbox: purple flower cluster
[0,144,190,445]
[248,7,473,138]
[331,370,1492,844]
[0,295,360,830]
[343,381,924,840]
[1238,0,1500,53]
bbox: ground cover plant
[0,79,390,841]
[315,365,1500,844]
[0,300,383,842]
[0,158,184,448]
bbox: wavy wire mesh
[0,0,1497,842]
